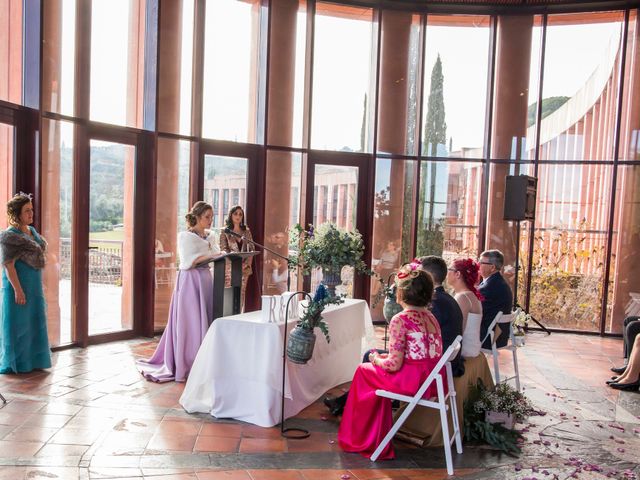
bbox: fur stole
[0,228,47,270]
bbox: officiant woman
[138,201,222,382]
[0,193,51,374]
[219,205,254,312]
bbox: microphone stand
[224,229,293,292]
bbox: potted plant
[512,307,531,347]
[289,223,369,296]
[464,379,535,455]
[286,284,344,364]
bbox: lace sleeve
[373,313,406,372]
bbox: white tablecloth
[180,299,373,427]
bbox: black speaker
[504,175,537,221]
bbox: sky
[55,1,623,154]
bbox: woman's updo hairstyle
[185,201,212,228]
[7,192,33,227]
[395,260,433,307]
[452,258,484,301]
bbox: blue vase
[287,325,317,364]
[383,293,402,323]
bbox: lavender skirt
[137,267,213,382]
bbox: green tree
[417,55,447,257]
[527,96,570,127]
[424,54,447,157]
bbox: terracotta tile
[22,413,72,428]
[35,443,89,457]
[4,426,59,443]
[0,411,28,426]
[22,467,80,480]
[0,400,46,413]
[48,428,102,445]
[197,471,252,480]
[285,433,335,453]
[247,471,304,480]
[241,425,283,439]
[156,419,202,436]
[194,435,240,453]
[200,423,243,438]
[0,440,44,457]
[239,438,287,453]
[147,433,197,452]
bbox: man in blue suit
[478,249,513,349]
[420,255,465,377]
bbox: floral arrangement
[512,307,532,336]
[289,223,368,276]
[297,283,344,343]
[464,379,536,455]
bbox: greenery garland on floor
[463,379,535,456]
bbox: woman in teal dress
[0,193,51,374]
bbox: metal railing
[60,238,123,285]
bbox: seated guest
[607,333,640,391]
[419,255,464,377]
[478,249,513,349]
[447,258,484,359]
[611,316,640,374]
[338,262,445,460]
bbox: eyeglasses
[447,268,457,272]
[479,261,494,266]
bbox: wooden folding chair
[480,312,520,391]
[371,336,463,475]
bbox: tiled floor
[0,329,638,479]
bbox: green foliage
[463,379,534,456]
[527,96,570,127]
[523,221,608,330]
[464,418,523,456]
[297,284,344,343]
[424,54,447,157]
[289,223,368,275]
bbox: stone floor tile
[199,422,243,438]
[147,433,198,452]
[247,471,304,480]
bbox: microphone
[224,228,244,239]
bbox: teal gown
[0,226,51,373]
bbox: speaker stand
[513,219,550,336]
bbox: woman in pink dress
[338,261,445,460]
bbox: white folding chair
[480,312,520,391]
[371,336,463,475]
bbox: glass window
[311,4,374,152]
[88,140,136,335]
[416,161,482,260]
[204,155,248,230]
[42,0,76,115]
[370,158,417,321]
[528,163,611,332]
[263,151,302,294]
[524,16,543,160]
[607,165,640,334]
[0,122,13,229]
[154,138,192,330]
[539,12,624,161]
[310,164,359,297]
[90,0,146,127]
[41,120,74,346]
[377,12,422,156]
[202,0,261,142]
[0,0,22,104]
[620,9,640,161]
[422,15,490,159]
[267,0,307,148]
[157,0,195,135]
